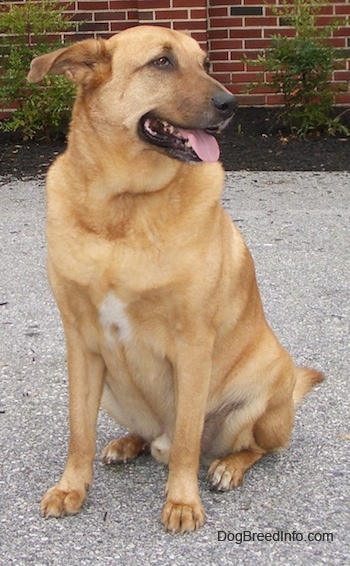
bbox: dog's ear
[27,39,111,87]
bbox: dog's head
[28,26,236,164]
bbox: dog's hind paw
[208,450,263,491]
[208,458,244,491]
[101,434,149,464]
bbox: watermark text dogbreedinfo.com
[218,530,334,544]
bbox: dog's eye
[204,58,212,74]
[151,57,172,68]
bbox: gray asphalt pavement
[0,171,349,565]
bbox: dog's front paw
[41,486,86,518]
[161,498,205,534]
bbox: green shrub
[247,0,349,137]
[0,0,76,140]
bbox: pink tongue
[179,129,220,163]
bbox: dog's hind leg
[208,366,323,491]
[102,434,150,464]
[208,395,295,491]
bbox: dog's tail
[293,367,324,405]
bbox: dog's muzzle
[139,92,237,164]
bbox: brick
[334,26,350,38]
[58,2,76,11]
[138,0,171,8]
[190,32,208,45]
[334,70,350,81]
[232,71,264,83]
[95,12,126,21]
[211,72,232,84]
[190,9,207,19]
[329,37,347,48]
[319,5,335,15]
[333,59,348,71]
[110,1,137,7]
[231,6,263,16]
[210,50,230,61]
[264,27,295,38]
[245,39,272,50]
[315,16,338,27]
[230,85,250,96]
[264,71,276,83]
[213,61,245,73]
[78,2,109,9]
[335,5,350,15]
[209,29,229,39]
[245,60,264,72]
[265,93,284,105]
[335,93,350,104]
[210,17,243,28]
[172,20,207,30]
[244,17,278,27]
[173,0,206,6]
[80,22,110,32]
[208,7,229,17]
[230,28,262,39]
[136,20,172,29]
[230,6,263,16]
[246,83,272,94]
[139,11,154,20]
[71,13,93,22]
[155,10,189,20]
[236,93,266,105]
[210,39,243,50]
[210,0,239,5]
[127,10,138,20]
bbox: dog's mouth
[139,113,230,163]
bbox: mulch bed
[1,107,349,179]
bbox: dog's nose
[212,92,237,118]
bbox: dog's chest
[99,292,133,347]
[98,290,174,429]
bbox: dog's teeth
[144,119,158,136]
[184,140,191,148]
[168,125,174,134]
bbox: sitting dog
[27,25,323,533]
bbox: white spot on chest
[99,292,132,346]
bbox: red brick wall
[1,0,350,106]
[208,0,350,105]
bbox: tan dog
[27,25,323,534]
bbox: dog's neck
[50,150,224,243]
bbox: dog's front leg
[41,331,105,518]
[162,334,214,534]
